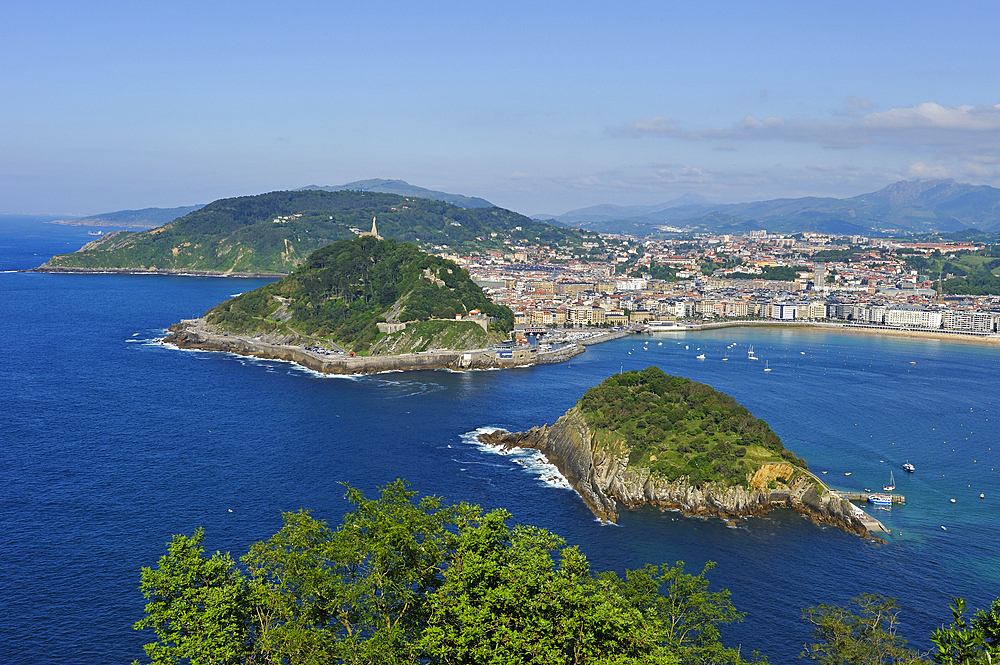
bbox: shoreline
[647,319,1000,345]
[29,266,286,278]
[162,319,627,375]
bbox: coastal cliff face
[479,406,872,539]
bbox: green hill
[39,189,579,275]
[578,367,806,486]
[204,236,513,354]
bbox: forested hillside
[579,367,807,485]
[205,236,513,354]
[40,189,581,274]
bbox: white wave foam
[463,427,573,490]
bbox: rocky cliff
[479,407,875,540]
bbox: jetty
[840,492,906,504]
[802,470,892,534]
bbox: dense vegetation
[133,480,763,665]
[133,480,1000,665]
[43,189,584,274]
[206,237,513,354]
[578,367,806,485]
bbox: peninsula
[162,235,624,372]
[480,366,882,540]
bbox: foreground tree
[135,480,764,664]
[930,597,1000,665]
[801,593,924,665]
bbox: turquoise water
[2,216,998,663]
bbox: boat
[696,353,706,360]
[868,493,893,506]
[903,461,915,473]
[87,230,103,236]
[950,498,956,503]
[883,471,895,492]
[763,361,771,372]
[844,472,852,476]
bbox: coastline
[30,266,287,279]
[648,319,1000,345]
[161,318,626,375]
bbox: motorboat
[903,461,915,473]
[868,493,893,506]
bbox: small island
[481,366,883,540]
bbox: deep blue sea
[2,215,999,664]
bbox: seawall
[163,318,585,375]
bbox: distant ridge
[297,179,494,209]
[546,180,1000,236]
[50,205,205,229]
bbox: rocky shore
[479,406,879,540]
[31,266,286,278]
[163,318,587,375]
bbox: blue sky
[3,1,998,216]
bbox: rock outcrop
[479,406,875,540]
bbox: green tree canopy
[134,480,762,665]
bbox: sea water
[2,216,998,664]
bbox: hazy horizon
[3,2,998,217]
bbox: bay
[2,216,998,663]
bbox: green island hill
[481,366,879,539]
[165,236,517,363]
[35,189,582,275]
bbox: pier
[840,492,906,504]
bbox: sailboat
[883,471,895,492]
[763,360,771,372]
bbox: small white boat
[763,361,771,372]
[696,354,706,360]
[845,472,852,476]
[903,461,915,473]
[868,493,893,506]
[883,471,895,492]
[950,498,956,503]
[981,493,986,499]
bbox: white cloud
[907,162,951,179]
[624,101,1000,148]
[861,102,1000,132]
[625,116,678,136]
[509,171,530,180]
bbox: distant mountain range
[297,179,495,209]
[543,180,1000,236]
[46,178,1000,239]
